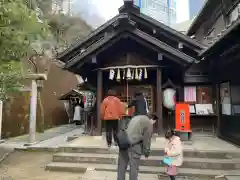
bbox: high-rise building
[134,0,177,26]
[188,0,205,19]
[51,0,75,16]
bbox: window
[184,86,212,104]
[184,86,214,115]
[220,82,231,115]
[196,87,212,104]
[230,84,240,115]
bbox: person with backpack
[100,89,125,148]
[116,113,158,180]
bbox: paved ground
[0,151,225,180]
[7,124,80,143]
[0,147,14,163]
[0,124,84,149]
[67,134,239,152]
[0,127,237,180]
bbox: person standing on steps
[117,113,158,180]
[128,91,149,116]
[101,89,125,148]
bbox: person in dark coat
[128,92,148,116]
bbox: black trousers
[105,120,119,146]
[169,176,175,180]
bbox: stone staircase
[46,146,240,178]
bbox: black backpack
[116,129,131,150]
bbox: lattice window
[114,85,154,112]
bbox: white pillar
[0,100,4,143]
[28,80,38,144]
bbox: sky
[92,0,190,24]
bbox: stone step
[59,146,240,159]
[45,162,240,177]
[52,152,240,170]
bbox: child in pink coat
[164,129,183,180]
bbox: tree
[0,0,49,100]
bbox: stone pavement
[7,124,80,142]
[67,134,239,152]
[225,176,240,180]
[0,124,84,149]
[0,147,14,163]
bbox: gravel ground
[0,151,226,180]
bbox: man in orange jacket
[101,89,125,147]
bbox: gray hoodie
[126,115,153,157]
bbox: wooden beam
[129,13,203,51]
[25,74,47,80]
[156,68,163,133]
[96,70,103,135]
[130,29,196,63]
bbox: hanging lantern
[85,78,88,82]
[144,68,148,79]
[109,69,115,80]
[116,69,121,81]
[138,68,143,80]
[163,88,176,110]
[126,68,131,79]
[135,68,139,79]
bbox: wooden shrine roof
[200,18,240,58]
[187,0,214,36]
[57,1,204,62]
[57,1,206,73]
[59,89,83,100]
[64,27,197,70]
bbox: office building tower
[134,0,177,26]
[189,0,205,19]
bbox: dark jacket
[128,95,147,116]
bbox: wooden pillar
[156,68,163,133]
[96,70,103,135]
